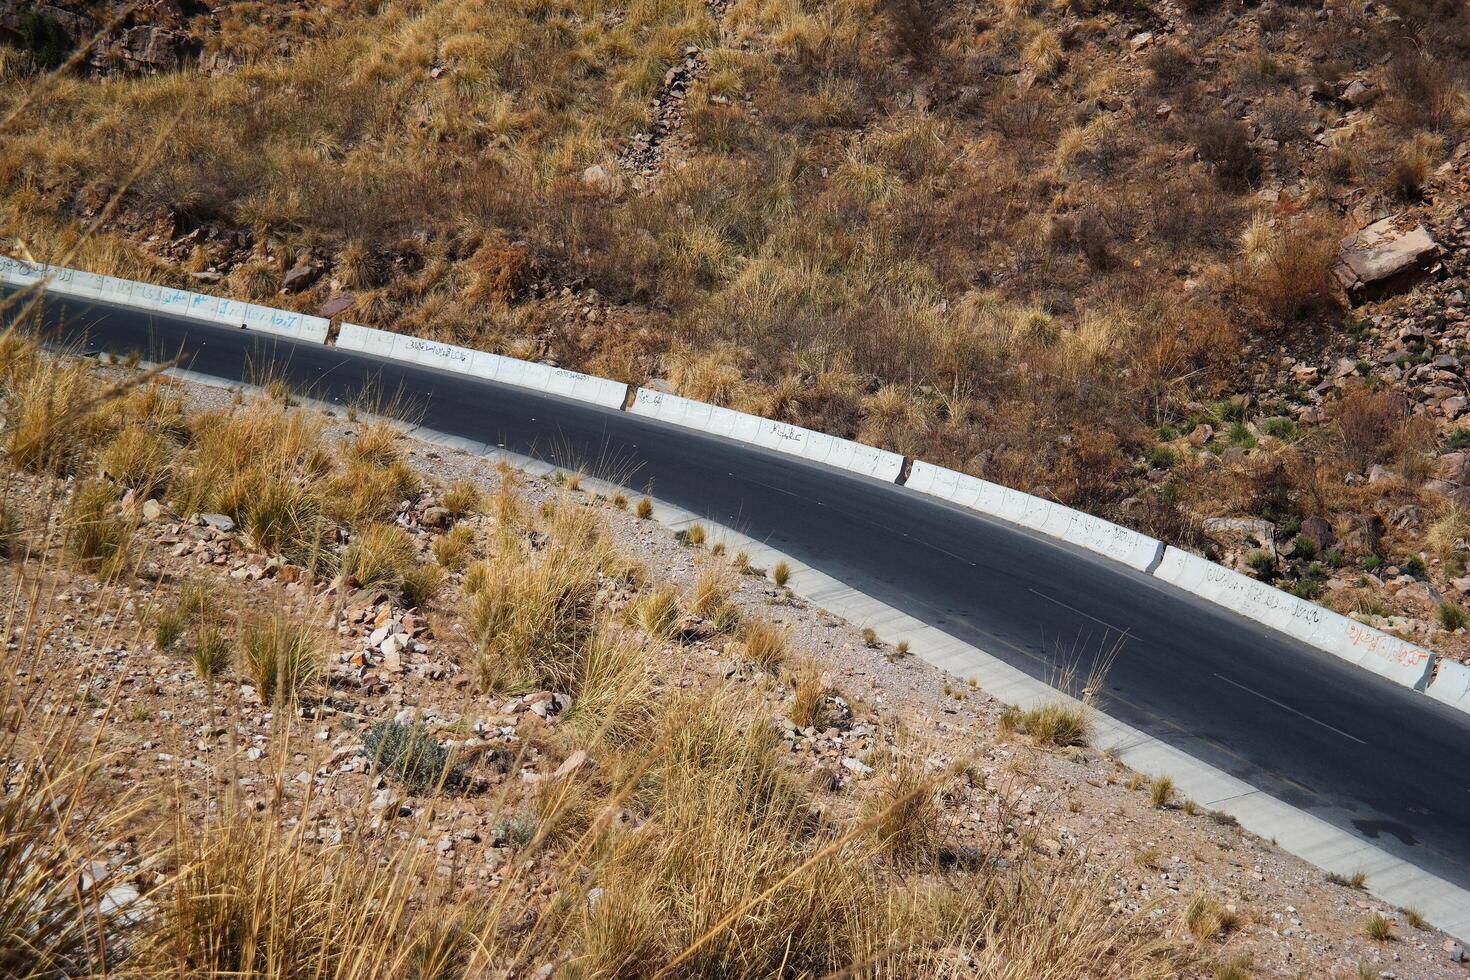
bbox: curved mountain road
[8,286,1470,899]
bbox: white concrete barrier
[1153,546,1436,691]
[1427,660,1470,713]
[335,322,629,411]
[629,388,905,483]
[905,461,1164,572]
[2,258,330,344]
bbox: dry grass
[240,615,322,705]
[999,700,1088,747]
[741,617,788,671]
[685,564,733,619]
[342,521,417,589]
[432,522,477,571]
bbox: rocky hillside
[4,0,1470,657]
[0,346,1466,977]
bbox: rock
[645,376,676,394]
[1203,517,1277,545]
[841,757,874,776]
[1338,78,1376,107]
[1389,504,1423,531]
[318,293,356,318]
[526,691,570,719]
[1335,218,1439,299]
[554,749,590,778]
[1427,479,1470,508]
[142,498,167,521]
[1300,516,1336,553]
[1436,451,1470,486]
[1367,464,1395,484]
[1343,513,1386,555]
[421,506,452,528]
[197,512,236,532]
[1395,580,1442,609]
[580,164,622,195]
[281,262,320,293]
[1188,423,1213,447]
[1446,940,1466,962]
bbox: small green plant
[241,616,321,704]
[1362,912,1393,942]
[1227,421,1256,449]
[154,604,189,650]
[191,626,233,680]
[1213,954,1253,980]
[1288,535,1316,561]
[1361,554,1383,572]
[1262,416,1297,440]
[772,560,791,587]
[1148,444,1177,469]
[1244,550,1274,578]
[1402,907,1428,931]
[1324,547,1344,568]
[1437,602,1468,630]
[432,524,476,571]
[493,810,539,849]
[1448,427,1470,450]
[675,523,707,547]
[342,523,416,589]
[64,479,134,570]
[711,602,741,634]
[1401,555,1426,578]
[362,720,454,793]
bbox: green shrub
[1148,444,1177,469]
[362,720,454,793]
[191,626,233,680]
[342,523,417,588]
[63,479,134,571]
[1227,421,1256,448]
[1289,535,1316,560]
[1263,416,1298,440]
[1436,602,1468,630]
[1245,550,1274,578]
[241,617,320,704]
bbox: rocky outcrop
[1335,218,1440,300]
[0,0,199,74]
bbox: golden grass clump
[740,616,788,671]
[240,614,321,704]
[342,521,417,588]
[999,700,1088,746]
[63,478,135,572]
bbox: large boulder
[1335,218,1439,300]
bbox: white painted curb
[629,387,905,483]
[0,256,328,344]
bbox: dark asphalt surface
[8,285,1470,890]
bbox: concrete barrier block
[1428,660,1470,712]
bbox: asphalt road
[8,286,1470,891]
